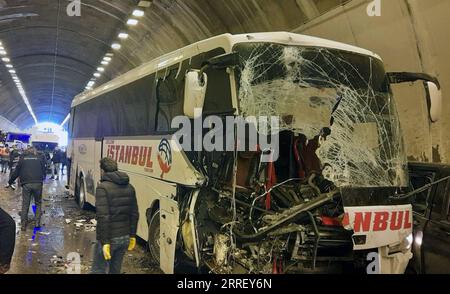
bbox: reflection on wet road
[0,172,161,274]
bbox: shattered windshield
[234,42,408,188]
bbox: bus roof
[72,32,381,108]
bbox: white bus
[68,32,441,274]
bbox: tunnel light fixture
[94,72,101,78]
[105,53,114,57]
[87,81,95,87]
[132,9,145,17]
[118,32,129,39]
[103,56,112,61]
[138,1,152,8]
[0,41,38,124]
[111,43,121,50]
[127,18,138,26]
[60,113,71,127]
[101,60,109,65]
[97,67,105,72]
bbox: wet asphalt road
[0,171,161,274]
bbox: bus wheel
[76,177,88,210]
[147,209,160,265]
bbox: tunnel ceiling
[0,0,344,129]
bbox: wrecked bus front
[181,42,413,274]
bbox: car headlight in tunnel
[414,231,423,247]
[405,233,413,250]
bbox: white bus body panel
[72,136,203,243]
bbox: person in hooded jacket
[91,157,139,274]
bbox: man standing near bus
[51,147,62,180]
[91,158,139,274]
[7,147,46,231]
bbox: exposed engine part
[213,234,230,266]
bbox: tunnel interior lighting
[127,19,138,26]
[118,32,129,39]
[101,60,109,65]
[0,40,37,124]
[111,43,121,50]
[97,67,105,72]
[103,56,112,61]
[138,1,152,8]
[94,72,101,78]
[132,9,145,17]
[60,114,71,127]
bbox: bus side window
[156,68,184,133]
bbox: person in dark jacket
[8,147,46,231]
[61,150,67,175]
[51,148,62,180]
[91,157,139,274]
[8,147,20,187]
[0,207,15,274]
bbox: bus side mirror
[184,70,207,119]
[424,81,442,123]
[387,72,442,123]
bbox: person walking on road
[51,147,62,180]
[8,147,20,188]
[0,145,9,173]
[91,158,139,274]
[0,207,15,274]
[7,147,46,231]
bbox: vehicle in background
[408,162,450,274]
[68,32,442,274]
[5,132,31,149]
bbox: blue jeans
[91,235,129,274]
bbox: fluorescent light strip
[81,4,148,121]
[0,41,38,124]
[60,113,70,126]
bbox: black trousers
[0,208,15,266]
[21,183,43,225]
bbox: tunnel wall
[292,0,450,163]
[0,115,21,133]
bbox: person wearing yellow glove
[91,158,139,274]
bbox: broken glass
[234,43,408,188]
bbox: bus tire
[147,209,160,265]
[75,176,88,210]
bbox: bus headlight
[388,233,413,254]
[405,233,413,250]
